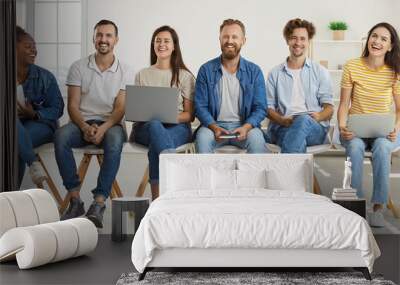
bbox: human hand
[91,124,106,145]
[17,101,36,119]
[231,126,250,141]
[82,124,97,143]
[210,125,231,142]
[280,116,294,127]
[310,112,322,122]
[339,126,354,141]
[387,128,398,142]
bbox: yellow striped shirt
[341,57,399,114]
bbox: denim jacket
[194,56,267,128]
[266,58,333,130]
[22,64,64,130]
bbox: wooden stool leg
[387,196,400,219]
[96,154,123,199]
[136,166,149,197]
[313,175,321,195]
[112,181,123,198]
[37,154,63,206]
[60,153,92,214]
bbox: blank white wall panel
[34,2,57,43]
[35,44,57,73]
[58,2,81,43]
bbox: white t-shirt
[288,68,308,115]
[16,84,26,108]
[217,65,241,122]
[66,53,131,121]
[134,66,195,113]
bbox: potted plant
[329,21,348,40]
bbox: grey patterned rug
[116,271,395,285]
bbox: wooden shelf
[328,69,344,73]
[313,40,364,44]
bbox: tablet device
[219,134,239,139]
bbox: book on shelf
[333,188,357,194]
[332,188,358,200]
[332,195,359,200]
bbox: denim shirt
[266,58,333,129]
[195,56,267,128]
[22,64,64,130]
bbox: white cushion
[0,192,39,227]
[236,169,267,189]
[0,226,57,269]
[67,218,98,257]
[42,221,79,262]
[238,158,308,192]
[167,163,211,191]
[24,189,59,224]
[0,190,98,269]
[266,165,307,191]
[166,159,236,191]
[0,218,97,269]
[212,168,237,190]
[0,196,17,237]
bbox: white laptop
[347,113,395,138]
[125,85,179,124]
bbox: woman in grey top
[130,26,195,200]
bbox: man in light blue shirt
[265,18,334,153]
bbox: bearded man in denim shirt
[195,19,267,153]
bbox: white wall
[20,0,400,233]
[16,0,26,28]
[86,0,400,76]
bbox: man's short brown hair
[220,19,246,36]
[283,18,315,40]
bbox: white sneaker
[368,209,385,228]
[29,161,47,185]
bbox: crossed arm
[68,85,125,144]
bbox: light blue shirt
[266,58,333,128]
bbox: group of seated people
[16,18,400,228]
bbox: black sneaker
[86,201,106,228]
[61,197,85,220]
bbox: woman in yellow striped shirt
[337,22,400,227]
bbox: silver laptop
[125,85,179,124]
[347,113,395,138]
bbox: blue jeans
[18,118,54,187]
[131,120,192,184]
[266,115,328,153]
[340,135,400,204]
[195,121,267,153]
[54,121,126,199]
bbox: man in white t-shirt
[54,20,129,228]
[265,18,334,153]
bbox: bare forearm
[178,111,193,123]
[318,104,334,122]
[101,108,124,130]
[68,106,89,130]
[395,110,400,131]
[337,103,349,129]
[268,109,285,125]
[241,123,253,131]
